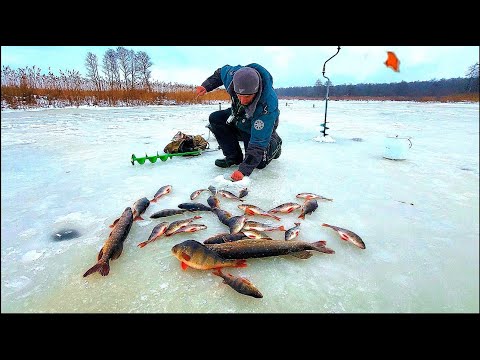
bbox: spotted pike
[298,199,318,219]
[242,220,285,232]
[172,240,247,270]
[267,202,302,214]
[151,185,172,202]
[190,188,208,200]
[205,238,334,259]
[150,208,187,219]
[227,215,247,234]
[178,202,212,212]
[168,223,207,236]
[138,221,169,248]
[322,223,366,249]
[207,195,220,209]
[296,192,333,202]
[285,222,301,240]
[212,269,263,298]
[203,232,249,244]
[238,204,281,221]
[164,215,202,236]
[83,207,133,277]
[217,189,244,202]
[238,188,249,198]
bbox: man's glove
[231,170,244,182]
[195,86,207,97]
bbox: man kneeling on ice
[196,64,282,182]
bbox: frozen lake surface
[1,100,478,313]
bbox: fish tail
[212,269,223,277]
[312,240,327,247]
[137,241,149,248]
[298,213,305,219]
[83,261,110,277]
[150,198,157,203]
[134,215,144,221]
[234,259,248,268]
[278,225,286,231]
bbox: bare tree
[135,51,153,91]
[128,49,138,90]
[466,62,479,92]
[116,47,131,90]
[85,52,102,91]
[102,49,120,90]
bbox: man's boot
[215,157,242,168]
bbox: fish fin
[235,259,248,268]
[134,215,144,221]
[246,209,255,216]
[110,218,120,228]
[278,225,285,231]
[181,262,189,270]
[290,251,313,259]
[272,214,281,221]
[137,241,148,248]
[320,246,335,254]
[312,240,327,247]
[83,261,109,277]
[97,247,104,261]
[181,252,191,261]
[321,223,330,227]
[110,243,124,260]
[212,269,222,276]
[298,213,305,219]
[150,198,157,203]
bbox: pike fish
[322,223,366,249]
[138,221,169,248]
[205,238,335,259]
[151,185,172,202]
[83,207,133,277]
[172,240,247,270]
[212,269,263,298]
[238,204,281,221]
[296,193,333,202]
[150,208,187,219]
[298,199,318,219]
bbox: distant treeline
[275,77,479,99]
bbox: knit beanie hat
[233,67,260,95]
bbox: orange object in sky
[385,51,400,72]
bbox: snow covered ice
[1,100,478,313]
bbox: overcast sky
[1,46,478,88]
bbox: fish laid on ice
[205,238,334,259]
[171,240,247,270]
[238,204,281,221]
[137,222,169,248]
[207,195,220,209]
[212,208,232,226]
[242,220,285,232]
[83,207,133,277]
[212,269,263,298]
[322,223,366,249]
[178,202,212,212]
[167,223,207,236]
[190,189,208,200]
[285,222,301,241]
[296,193,333,202]
[164,215,202,236]
[150,208,187,219]
[298,199,318,219]
[227,215,247,234]
[217,189,244,202]
[150,185,172,202]
[203,232,249,244]
[267,202,302,214]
